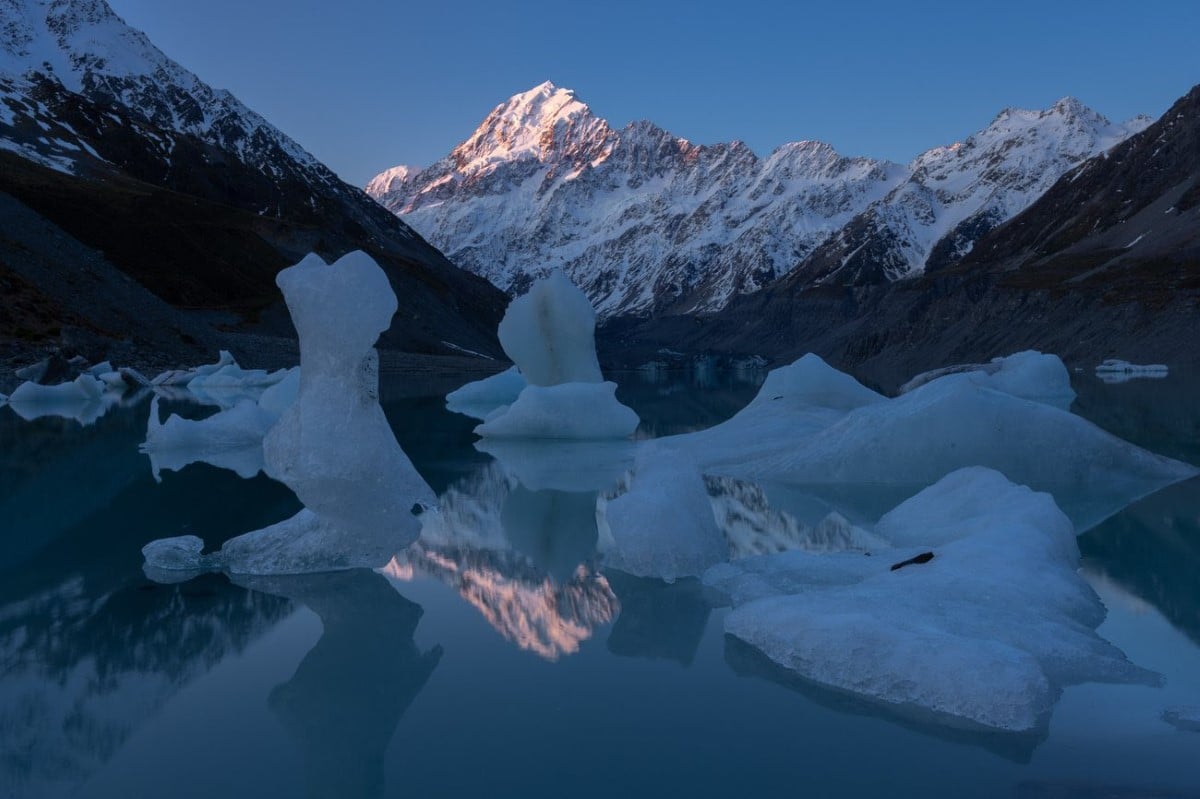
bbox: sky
[106,0,1200,187]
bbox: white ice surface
[496,271,603,386]
[474,382,639,439]
[678,353,1195,533]
[144,252,435,576]
[708,467,1156,733]
[445,365,526,420]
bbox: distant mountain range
[368,82,1149,318]
[602,84,1200,389]
[0,0,505,364]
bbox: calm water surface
[1,367,1198,799]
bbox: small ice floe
[471,271,639,439]
[6,374,117,425]
[705,467,1159,734]
[1094,359,1169,383]
[445,365,526,420]
[1162,706,1200,733]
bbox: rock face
[368,82,1146,318]
[0,0,505,357]
[600,85,1200,390]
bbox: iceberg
[474,272,638,440]
[1094,359,1169,384]
[899,350,1076,409]
[680,353,1195,533]
[445,365,527,420]
[6,374,120,425]
[139,396,275,481]
[144,252,435,576]
[708,468,1156,733]
[474,381,639,439]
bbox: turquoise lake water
[1,368,1198,798]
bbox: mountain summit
[368,84,1148,318]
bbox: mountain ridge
[369,82,1148,318]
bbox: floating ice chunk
[10,374,104,404]
[1095,359,1169,374]
[711,468,1155,733]
[497,271,602,387]
[751,353,886,412]
[673,354,882,474]
[899,351,1075,408]
[600,445,728,581]
[478,272,638,439]
[1162,706,1200,733]
[445,366,527,420]
[152,351,236,386]
[475,382,639,439]
[699,358,1196,532]
[187,363,289,390]
[139,396,275,481]
[146,252,435,576]
[6,374,118,424]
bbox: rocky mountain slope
[0,0,506,363]
[369,82,1146,318]
[600,85,1200,390]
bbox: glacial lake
[1,366,1198,799]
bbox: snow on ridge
[368,86,1149,317]
[0,0,332,181]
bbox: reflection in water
[502,486,600,582]
[390,545,618,661]
[0,575,291,799]
[604,571,710,667]
[235,570,441,799]
[1081,477,1200,645]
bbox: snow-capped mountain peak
[367,87,1148,317]
[449,81,615,177]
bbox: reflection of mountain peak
[396,544,618,660]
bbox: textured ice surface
[601,445,728,581]
[899,351,1076,409]
[708,468,1155,733]
[683,353,1196,532]
[445,366,527,420]
[152,351,235,386]
[144,252,435,576]
[139,396,276,480]
[474,382,639,439]
[6,374,118,424]
[478,272,638,439]
[497,271,603,386]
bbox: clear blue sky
[107,0,1199,187]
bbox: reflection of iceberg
[707,468,1156,734]
[234,570,441,799]
[599,444,727,582]
[1095,359,1169,377]
[139,396,276,480]
[144,252,434,576]
[678,353,1196,533]
[604,571,711,667]
[6,374,126,426]
[474,272,638,439]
